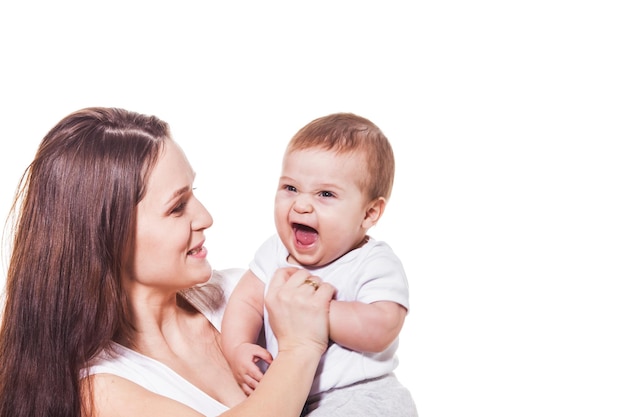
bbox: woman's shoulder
[86,342,229,416]
[88,372,209,417]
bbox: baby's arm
[329,300,407,353]
[221,269,272,395]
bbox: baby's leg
[302,373,418,417]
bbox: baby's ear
[362,197,386,229]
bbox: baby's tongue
[295,226,318,245]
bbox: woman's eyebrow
[164,173,196,204]
[165,186,191,204]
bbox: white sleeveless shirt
[83,268,245,417]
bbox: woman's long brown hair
[0,107,169,417]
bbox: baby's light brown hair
[286,112,395,202]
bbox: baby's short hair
[287,112,395,201]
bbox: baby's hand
[230,342,273,395]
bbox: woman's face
[131,139,214,289]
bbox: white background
[1,1,625,416]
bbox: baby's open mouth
[292,223,318,246]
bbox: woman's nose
[192,198,213,230]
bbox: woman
[0,107,334,417]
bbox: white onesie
[250,235,410,395]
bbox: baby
[221,112,417,416]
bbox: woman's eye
[171,201,187,214]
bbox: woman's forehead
[144,141,195,199]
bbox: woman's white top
[83,268,245,417]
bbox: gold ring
[303,278,319,290]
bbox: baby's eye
[285,185,297,192]
[320,191,335,198]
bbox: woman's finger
[265,268,335,356]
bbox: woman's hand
[223,268,336,417]
[264,267,335,357]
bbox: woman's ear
[362,197,386,229]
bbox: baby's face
[274,148,372,267]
